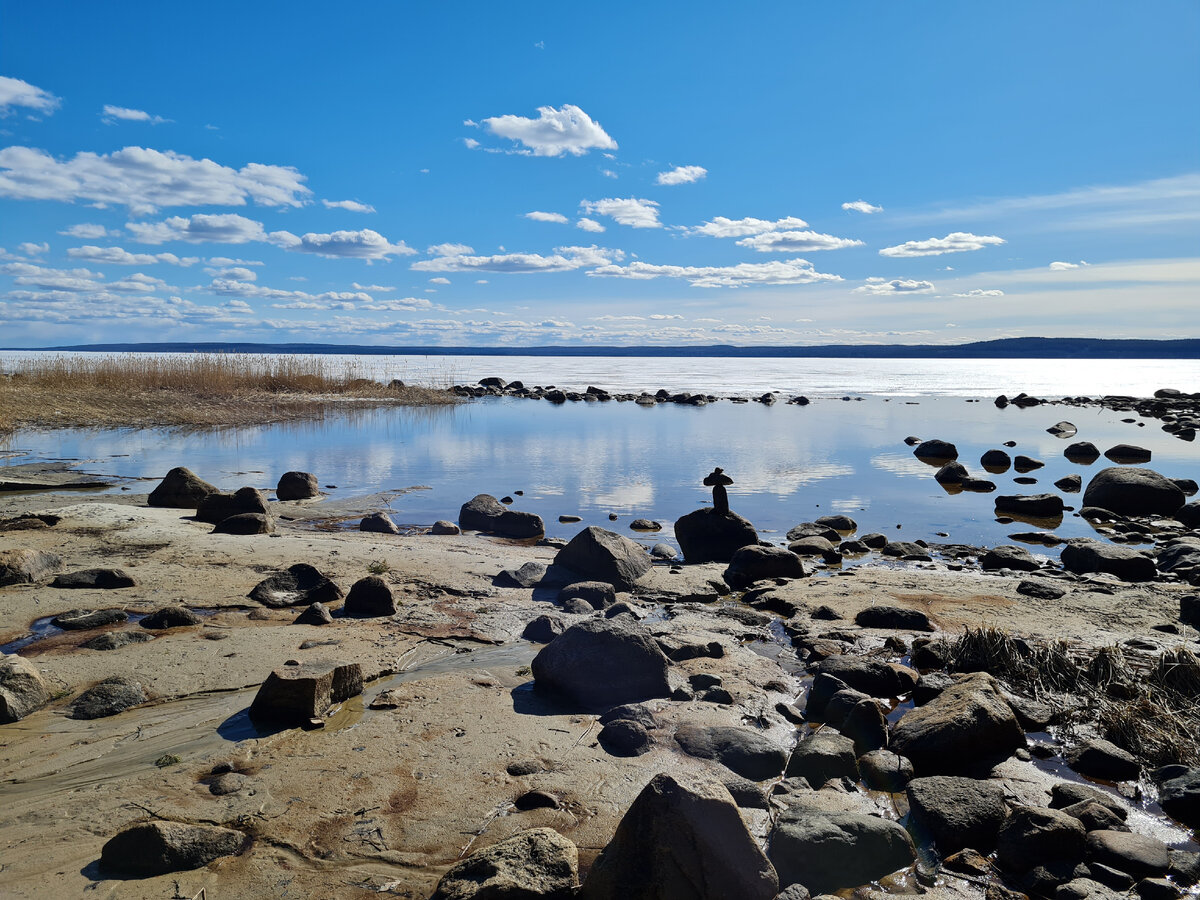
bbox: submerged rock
[1083,467,1185,517]
[458,493,544,539]
[51,608,128,630]
[359,511,400,534]
[1060,540,1156,582]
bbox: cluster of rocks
[995,388,1200,444]
[452,377,811,407]
[147,465,324,534]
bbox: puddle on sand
[0,608,219,655]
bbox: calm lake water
[3,355,1197,559]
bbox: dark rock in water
[1015,455,1045,472]
[785,730,858,787]
[554,526,651,591]
[814,656,918,698]
[1067,738,1141,781]
[768,804,915,896]
[249,659,363,726]
[430,520,460,535]
[359,512,400,534]
[292,602,334,626]
[854,606,934,631]
[1083,467,1185,516]
[277,470,320,501]
[935,461,969,485]
[52,608,128,630]
[557,580,616,609]
[598,719,653,756]
[70,676,147,719]
[882,540,932,561]
[1065,441,1102,463]
[250,563,343,608]
[100,820,248,876]
[344,575,397,617]
[907,775,1008,854]
[995,493,1064,518]
[963,477,997,492]
[558,514,582,523]
[1173,478,1199,497]
[1056,474,1083,492]
[197,486,269,524]
[496,561,548,588]
[522,614,565,643]
[914,439,958,461]
[1050,783,1129,819]
[0,655,50,723]
[981,544,1040,571]
[1086,831,1170,879]
[904,435,923,445]
[787,535,836,557]
[861,532,888,549]
[1159,769,1200,830]
[432,827,578,900]
[859,749,915,792]
[1061,540,1156,582]
[629,518,661,531]
[981,449,1012,471]
[458,493,545,539]
[531,617,671,708]
[673,725,789,780]
[1014,476,1039,485]
[787,522,840,543]
[996,805,1087,873]
[581,772,777,900]
[1017,579,1066,600]
[82,631,154,651]
[1105,444,1152,464]
[0,548,62,586]
[51,568,136,589]
[815,514,857,532]
[140,606,201,629]
[1048,421,1078,438]
[674,507,759,563]
[147,466,219,508]
[723,545,805,589]
[890,671,1025,774]
[1177,502,1200,528]
[212,512,273,535]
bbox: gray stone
[0,548,62,586]
[554,526,651,591]
[292,602,334,626]
[1086,831,1170,879]
[147,466,219,508]
[276,470,319,501]
[51,608,128,630]
[1066,738,1141,781]
[459,493,545,539]
[1159,769,1200,830]
[343,575,396,618]
[522,614,565,643]
[212,512,274,535]
[650,542,677,559]
[768,805,915,895]
[858,750,914,791]
[250,563,343,608]
[936,461,969,485]
[81,631,154,651]
[815,515,857,532]
[0,654,50,723]
[531,617,671,708]
[1061,540,1156,582]
[1065,442,1102,463]
[914,439,958,461]
[140,606,201,629]
[1104,444,1152,464]
[557,580,616,610]
[70,676,147,719]
[674,507,759,563]
[598,720,653,756]
[430,520,461,535]
[785,730,858,788]
[429,827,580,900]
[51,568,136,589]
[854,606,934,631]
[248,659,363,726]
[197,486,269,524]
[100,820,248,876]
[981,545,1040,571]
[673,725,789,780]
[1017,579,1066,600]
[995,493,1065,518]
[496,561,547,588]
[1083,467,1185,517]
[996,805,1087,872]
[907,775,1009,854]
[723,545,805,589]
[812,656,918,698]
[359,511,400,534]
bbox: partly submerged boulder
[1083,467,1185,517]
[723,545,805,590]
[531,617,671,708]
[1060,540,1156,582]
[459,493,544,539]
[276,470,320,501]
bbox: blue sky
[1,2,1197,348]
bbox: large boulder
[0,549,62,586]
[248,660,363,726]
[673,725,789,781]
[981,545,1040,571]
[554,527,651,591]
[432,827,579,900]
[1065,738,1141,781]
[0,654,50,723]
[907,776,1009,854]
[1086,831,1170,879]
[458,494,544,539]
[212,512,274,535]
[674,508,759,563]
[196,486,269,524]
[768,805,915,895]
[723,545,806,590]
[359,512,400,535]
[147,466,219,508]
[581,772,778,900]
[995,493,1065,519]
[785,730,858,788]
[890,671,1025,774]
[99,820,248,876]
[1060,540,1157,582]
[277,471,320,501]
[531,617,671,708]
[557,581,616,610]
[1176,502,1200,529]
[914,439,958,461]
[1083,467,1186,517]
[70,676,147,719]
[1159,769,1200,830]
[249,564,343,609]
[812,656,919,698]
[996,805,1087,873]
[343,575,397,617]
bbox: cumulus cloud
[481,104,617,157]
[736,230,864,253]
[206,266,257,281]
[127,213,287,245]
[322,199,375,213]
[879,232,1006,258]
[953,288,1005,298]
[853,277,936,296]
[207,277,373,308]
[463,137,480,149]
[2,262,103,292]
[291,229,417,259]
[842,200,883,214]
[101,105,168,125]
[0,76,60,116]
[1049,260,1086,270]
[18,242,49,257]
[576,218,605,233]
[58,223,116,239]
[589,257,842,289]
[413,244,622,274]
[525,211,568,224]
[68,245,199,266]
[427,243,473,257]
[656,165,707,186]
[0,146,311,214]
[688,215,809,237]
[429,277,450,284]
[351,282,394,292]
[580,197,661,228]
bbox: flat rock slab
[249,660,363,726]
[100,820,248,876]
[51,568,136,589]
[0,463,113,492]
[673,725,789,781]
[51,608,128,630]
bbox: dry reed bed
[0,354,456,431]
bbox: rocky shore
[1,439,1199,898]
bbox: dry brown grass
[0,353,457,431]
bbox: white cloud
[291,229,417,259]
[576,217,605,233]
[600,168,618,179]
[736,230,864,253]
[207,278,373,308]
[108,272,169,293]
[68,245,198,266]
[463,138,480,150]
[589,257,842,289]
[854,277,936,296]
[580,197,661,228]
[58,223,116,239]
[413,244,622,274]
[879,232,1006,258]
[524,211,568,224]
[127,213,286,245]
[954,288,1005,298]
[688,215,810,237]
[1049,261,1080,270]
[322,199,376,213]
[0,76,60,116]
[428,242,473,257]
[206,266,256,281]
[351,282,394,292]
[18,242,49,257]
[208,257,262,267]
[649,313,684,320]
[429,276,450,284]
[842,200,883,214]
[656,165,707,186]
[482,104,617,157]
[0,146,311,214]
[101,105,168,125]
[359,298,437,311]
